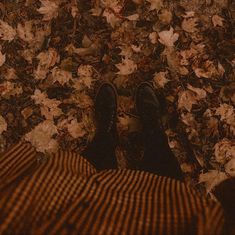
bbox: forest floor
[0,0,234,194]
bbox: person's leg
[82,83,118,170]
[136,82,183,181]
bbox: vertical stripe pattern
[0,142,224,235]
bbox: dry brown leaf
[0,20,16,42]
[17,21,34,43]
[116,58,137,75]
[214,139,235,164]
[158,27,179,47]
[0,51,6,67]
[178,90,198,112]
[0,81,23,99]
[24,120,58,153]
[149,32,158,44]
[199,170,228,194]
[31,89,63,120]
[51,67,73,85]
[37,0,59,21]
[181,18,198,33]
[158,9,172,25]
[212,15,224,27]
[147,0,163,11]
[0,115,7,135]
[153,71,169,88]
[67,119,86,139]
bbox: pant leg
[140,128,183,181]
[82,131,118,171]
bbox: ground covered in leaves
[0,0,235,194]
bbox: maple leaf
[158,9,172,25]
[187,84,207,99]
[199,170,228,194]
[149,32,158,44]
[181,18,198,33]
[37,0,59,21]
[67,118,86,139]
[0,81,23,99]
[116,58,137,75]
[31,89,63,120]
[0,51,6,67]
[0,20,16,42]
[225,158,235,177]
[153,71,169,88]
[24,120,58,153]
[178,90,198,112]
[215,103,235,134]
[51,67,73,85]
[147,0,163,11]
[103,9,121,28]
[214,139,235,164]
[0,115,7,135]
[101,0,122,13]
[37,48,59,68]
[158,27,179,47]
[17,21,34,43]
[76,65,95,89]
[212,15,224,27]
[126,14,139,21]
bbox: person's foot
[95,82,118,136]
[135,82,163,133]
[135,82,183,180]
[82,82,118,170]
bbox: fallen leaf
[147,0,163,11]
[37,0,59,21]
[158,8,172,25]
[17,21,34,43]
[199,170,228,194]
[0,115,7,134]
[178,90,198,112]
[158,27,179,47]
[0,20,16,41]
[51,67,73,85]
[24,120,58,153]
[149,31,158,44]
[214,139,235,164]
[67,118,86,139]
[126,14,139,21]
[0,51,6,66]
[181,17,198,33]
[103,9,121,28]
[212,15,224,27]
[116,58,137,75]
[153,71,169,88]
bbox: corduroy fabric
[0,142,224,235]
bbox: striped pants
[0,141,224,235]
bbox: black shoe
[136,82,183,180]
[82,82,118,170]
[95,82,118,135]
[135,82,163,132]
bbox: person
[0,82,225,235]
